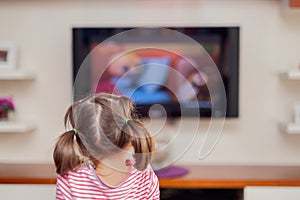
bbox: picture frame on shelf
[0,42,17,70]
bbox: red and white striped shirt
[56,165,160,200]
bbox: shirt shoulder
[131,165,159,187]
[65,165,92,178]
[59,165,99,187]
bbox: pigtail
[53,130,81,176]
[53,106,81,176]
[129,120,155,171]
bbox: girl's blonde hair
[53,93,154,176]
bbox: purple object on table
[154,166,189,178]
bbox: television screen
[72,27,239,118]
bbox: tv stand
[1,164,300,199]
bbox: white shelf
[0,121,35,133]
[280,70,300,80]
[0,71,35,80]
[279,122,300,134]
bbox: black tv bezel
[72,27,239,118]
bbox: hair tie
[72,128,78,134]
[125,119,130,125]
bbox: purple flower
[0,97,15,111]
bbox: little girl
[53,93,160,199]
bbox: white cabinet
[0,184,55,200]
[244,186,300,200]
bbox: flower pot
[0,110,8,121]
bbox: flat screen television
[72,27,239,118]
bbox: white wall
[0,0,300,165]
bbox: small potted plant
[0,97,15,121]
